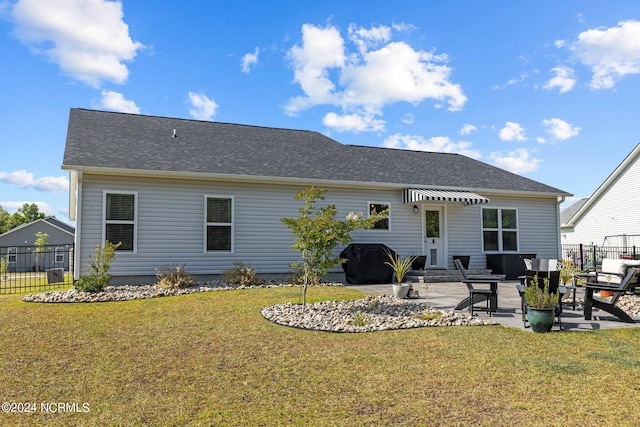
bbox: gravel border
[261,295,498,333]
[20,282,497,333]
[21,281,342,303]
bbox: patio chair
[454,258,499,316]
[517,270,563,330]
[523,258,558,275]
[584,267,638,323]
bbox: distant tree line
[0,203,47,235]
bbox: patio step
[406,269,494,283]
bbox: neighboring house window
[482,208,518,252]
[7,247,16,263]
[369,202,390,230]
[104,192,137,251]
[206,196,233,252]
[55,246,65,263]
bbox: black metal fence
[0,244,74,294]
[561,243,639,270]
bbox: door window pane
[426,210,440,238]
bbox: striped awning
[403,188,490,205]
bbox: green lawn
[0,272,74,294]
[1,286,639,426]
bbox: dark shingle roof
[62,108,568,195]
[560,198,589,224]
[44,217,75,234]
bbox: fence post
[579,244,584,270]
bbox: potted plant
[524,275,559,333]
[385,250,417,299]
[558,259,579,285]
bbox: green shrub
[223,261,263,286]
[350,311,369,327]
[524,275,559,309]
[74,241,121,293]
[74,275,109,293]
[156,264,195,289]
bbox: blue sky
[1,0,640,224]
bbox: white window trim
[481,207,519,253]
[368,201,391,231]
[102,190,138,253]
[7,247,16,263]
[55,246,65,263]
[204,195,234,253]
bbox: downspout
[73,171,83,280]
[556,195,565,260]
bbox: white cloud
[382,134,481,159]
[97,90,140,113]
[11,0,145,88]
[285,24,345,114]
[322,111,385,133]
[459,124,477,135]
[348,23,392,54]
[490,149,540,174]
[542,118,581,140]
[0,170,68,192]
[543,66,576,93]
[571,20,640,89]
[494,72,528,90]
[285,23,466,132]
[499,122,527,142]
[241,47,259,74]
[401,113,414,125]
[0,201,54,216]
[187,92,218,121]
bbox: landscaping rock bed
[21,281,341,303]
[22,282,496,333]
[261,295,497,332]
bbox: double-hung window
[369,202,390,230]
[55,246,65,263]
[104,192,137,251]
[482,208,518,252]
[7,247,16,264]
[206,196,233,252]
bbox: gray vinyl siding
[445,194,560,269]
[77,174,561,280]
[77,174,424,279]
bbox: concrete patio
[347,280,640,332]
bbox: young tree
[281,186,388,309]
[0,206,10,234]
[34,232,49,273]
[4,203,46,232]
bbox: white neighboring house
[561,143,640,247]
[62,109,571,284]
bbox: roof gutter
[61,164,571,198]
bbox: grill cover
[340,243,395,284]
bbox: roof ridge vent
[172,129,178,138]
